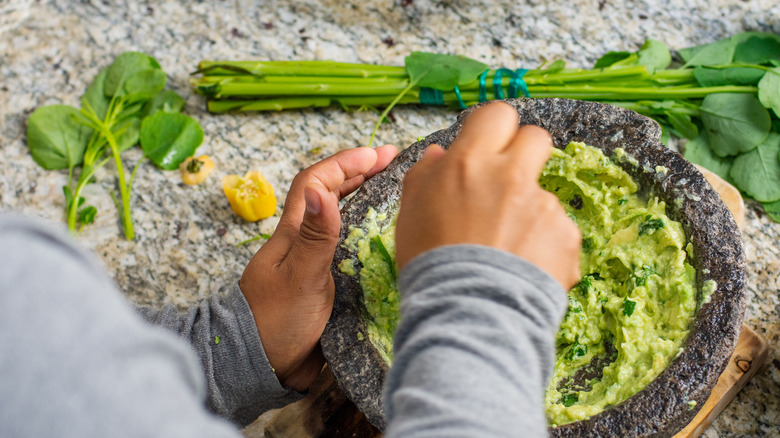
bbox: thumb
[284,183,341,271]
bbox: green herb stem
[66,157,110,232]
[502,84,757,100]
[81,101,135,240]
[215,80,410,97]
[103,127,134,240]
[196,60,408,78]
[369,81,417,147]
[195,66,655,99]
[604,101,702,116]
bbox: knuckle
[292,168,312,186]
[451,154,473,175]
[298,219,338,246]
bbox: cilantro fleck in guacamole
[340,142,698,426]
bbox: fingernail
[304,185,321,215]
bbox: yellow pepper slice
[180,155,215,185]
[222,170,277,221]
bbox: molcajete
[320,98,747,437]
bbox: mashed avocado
[340,142,699,426]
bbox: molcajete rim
[321,98,747,437]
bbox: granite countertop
[1,0,778,436]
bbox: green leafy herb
[214,335,221,345]
[575,275,594,296]
[368,52,488,147]
[144,90,186,117]
[683,134,733,182]
[140,112,204,170]
[26,52,199,238]
[370,235,397,283]
[567,344,588,360]
[679,37,737,67]
[634,265,657,287]
[542,59,567,74]
[82,68,111,120]
[700,93,771,157]
[667,112,698,140]
[193,32,780,221]
[27,105,92,170]
[762,199,780,222]
[617,199,627,205]
[77,205,97,225]
[581,236,593,253]
[728,133,780,202]
[693,66,765,87]
[405,52,489,89]
[115,117,142,152]
[623,299,637,317]
[636,39,671,73]
[758,68,780,117]
[639,216,665,236]
[593,51,632,68]
[734,34,780,64]
[123,69,167,102]
[104,52,161,97]
[561,393,578,407]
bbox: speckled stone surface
[1,1,779,436]
[323,98,748,435]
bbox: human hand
[240,145,398,391]
[395,102,581,289]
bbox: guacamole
[340,142,698,426]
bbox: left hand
[239,145,398,392]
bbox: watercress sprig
[27,51,204,239]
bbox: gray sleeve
[136,285,304,426]
[383,245,568,438]
[0,216,235,438]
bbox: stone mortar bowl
[321,98,747,437]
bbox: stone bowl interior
[320,98,747,437]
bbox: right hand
[395,102,581,290]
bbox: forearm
[136,284,304,426]
[384,245,568,438]
[0,216,240,438]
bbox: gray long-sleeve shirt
[0,216,566,437]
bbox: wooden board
[673,325,768,438]
[245,166,760,438]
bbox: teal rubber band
[494,68,516,99]
[508,73,520,98]
[453,85,466,110]
[493,69,505,99]
[515,68,530,97]
[478,69,488,102]
[419,87,445,105]
[505,68,528,98]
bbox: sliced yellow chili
[180,155,215,185]
[222,170,277,221]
